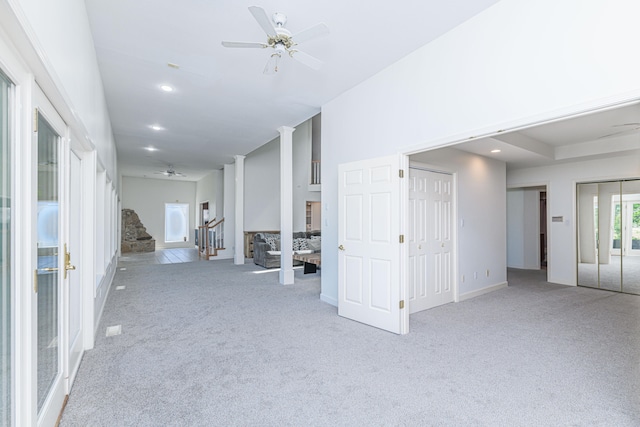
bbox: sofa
[253,231,321,268]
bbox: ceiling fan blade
[248,6,277,37]
[222,41,267,49]
[612,123,640,127]
[263,53,281,75]
[597,127,640,139]
[292,23,329,44]
[290,50,323,70]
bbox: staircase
[198,218,225,259]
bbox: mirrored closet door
[577,180,640,295]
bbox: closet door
[577,183,599,289]
[621,180,640,295]
[597,181,622,292]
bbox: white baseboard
[320,293,338,307]
[459,281,508,302]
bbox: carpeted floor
[60,262,640,426]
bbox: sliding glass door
[577,180,640,295]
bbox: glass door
[577,180,640,295]
[35,110,61,413]
[597,181,622,292]
[33,86,67,426]
[621,180,640,295]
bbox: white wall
[321,0,640,304]
[508,154,640,285]
[411,149,507,296]
[16,0,118,183]
[244,119,320,232]
[121,177,196,249]
[507,188,540,269]
[195,169,223,224]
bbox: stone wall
[121,208,155,253]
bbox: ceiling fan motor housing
[272,12,287,27]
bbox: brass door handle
[64,244,76,279]
[338,245,345,251]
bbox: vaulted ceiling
[85,1,640,181]
[84,0,501,180]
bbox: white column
[223,163,235,259]
[234,155,245,265]
[279,126,295,285]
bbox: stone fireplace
[121,208,155,253]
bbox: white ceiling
[84,0,502,181]
[428,102,640,170]
[85,1,640,180]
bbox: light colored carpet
[60,262,640,426]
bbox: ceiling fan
[155,166,186,178]
[222,6,329,74]
[598,123,640,139]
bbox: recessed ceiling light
[160,84,174,92]
[150,125,164,131]
[491,149,501,153]
[144,146,158,152]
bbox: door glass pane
[577,183,599,288]
[0,70,12,426]
[598,182,622,292]
[36,112,59,412]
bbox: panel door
[338,155,405,334]
[409,169,454,313]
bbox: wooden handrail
[198,217,225,259]
[207,217,224,229]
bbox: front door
[409,168,454,313]
[337,155,407,334]
[33,86,67,426]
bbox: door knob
[338,245,345,251]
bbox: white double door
[32,85,84,426]
[337,156,455,335]
[408,168,454,313]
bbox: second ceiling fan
[222,6,329,74]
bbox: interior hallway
[60,262,640,426]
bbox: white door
[33,86,67,426]
[65,150,82,391]
[409,168,454,313]
[338,155,407,334]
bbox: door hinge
[33,269,38,293]
[399,169,404,178]
[399,234,404,243]
[399,300,405,309]
[33,108,38,133]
